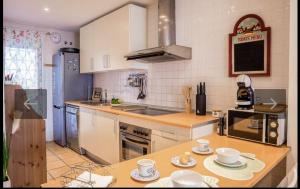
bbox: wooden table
[41,133,290,187]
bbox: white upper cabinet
[80,4,148,73]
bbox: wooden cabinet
[80,4,148,73]
[4,85,46,187]
[79,108,119,164]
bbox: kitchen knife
[200,82,203,95]
[197,84,200,95]
[203,82,206,95]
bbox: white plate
[213,155,247,168]
[130,168,160,182]
[171,156,197,168]
[192,147,214,155]
[145,177,209,187]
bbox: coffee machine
[235,74,254,109]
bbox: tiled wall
[94,0,290,111]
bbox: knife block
[196,94,206,115]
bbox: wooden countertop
[42,133,290,187]
[65,101,218,128]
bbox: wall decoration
[229,14,271,77]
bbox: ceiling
[4,0,155,31]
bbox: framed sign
[229,14,271,77]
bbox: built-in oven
[227,109,286,146]
[119,122,151,161]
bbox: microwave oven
[227,109,286,146]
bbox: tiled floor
[46,142,95,182]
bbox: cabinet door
[93,111,119,164]
[80,24,95,73]
[93,18,108,72]
[151,133,180,153]
[78,108,94,150]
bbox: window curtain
[3,26,43,89]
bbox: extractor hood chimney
[124,0,192,63]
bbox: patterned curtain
[3,27,43,89]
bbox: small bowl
[170,170,203,187]
[215,147,240,164]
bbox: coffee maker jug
[235,74,254,109]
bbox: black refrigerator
[52,48,93,146]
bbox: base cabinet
[79,108,119,164]
[151,130,189,153]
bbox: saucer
[213,155,247,168]
[130,168,160,182]
[145,177,209,187]
[171,156,197,168]
[192,147,214,155]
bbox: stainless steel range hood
[124,0,192,63]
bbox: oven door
[228,110,265,142]
[120,133,151,161]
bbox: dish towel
[65,171,113,187]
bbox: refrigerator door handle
[53,105,63,109]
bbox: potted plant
[3,135,11,187]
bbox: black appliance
[119,122,151,161]
[227,109,286,146]
[235,74,254,109]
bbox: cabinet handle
[103,55,110,68]
[107,55,110,68]
[103,55,106,68]
[90,57,94,70]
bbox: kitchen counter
[65,101,218,128]
[41,133,290,187]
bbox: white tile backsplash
[94,0,290,112]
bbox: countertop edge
[64,101,218,128]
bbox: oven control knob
[133,130,137,133]
[270,122,277,128]
[144,133,148,136]
[270,131,277,138]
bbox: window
[4,47,39,89]
[3,27,43,89]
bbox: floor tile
[47,160,66,170]
[47,154,60,162]
[48,166,72,178]
[63,156,86,166]
[47,173,54,182]
[57,151,80,159]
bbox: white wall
[287,0,297,173]
[94,0,290,112]
[3,21,79,141]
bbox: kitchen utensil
[213,155,247,168]
[170,170,204,187]
[202,175,219,188]
[171,156,197,168]
[130,168,160,182]
[215,148,240,164]
[240,153,256,160]
[192,147,214,155]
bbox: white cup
[137,159,156,177]
[196,139,210,152]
